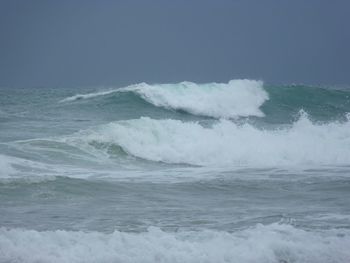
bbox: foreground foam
[73,112,350,167]
[1,223,349,263]
[60,80,268,118]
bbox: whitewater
[1,80,350,262]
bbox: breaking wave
[61,79,268,118]
[1,223,349,263]
[68,111,350,167]
[121,80,267,118]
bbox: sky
[0,0,349,88]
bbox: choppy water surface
[1,80,350,262]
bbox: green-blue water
[1,80,350,262]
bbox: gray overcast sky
[0,0,349,87]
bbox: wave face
[68,112,350,167]
[1,223,349,263]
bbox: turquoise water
[1,80,350,262]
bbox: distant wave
[1,223,349,263]
[66,111,350,167]
[60,80,268,118]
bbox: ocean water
[1,80,350,262]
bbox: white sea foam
[75,112,350,167]
[60,80,268,118]
[1,223,349,263]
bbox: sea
[0,79,350,262]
